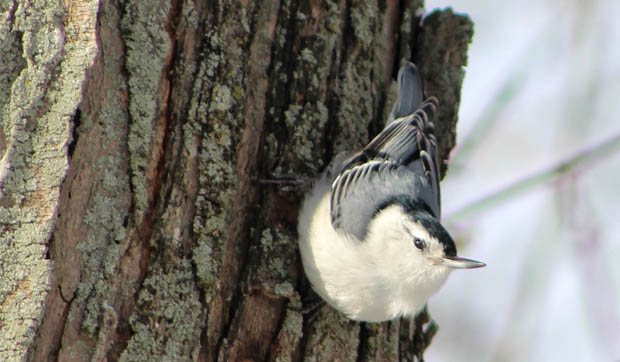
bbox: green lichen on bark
[270,306,304,362]
[189,0,263,303]
[251,227,297,298]
[264,0,342,175]
[281,101,329,172]
[98,0,214,360]
[120,260,203,362]
[51,3,133,360]
[0,3,25,119]
[0,0,99,360]
[330,1,378,155]
[73,168,129,336]
[121,1,172,220]
[303,308,360,362]
[189,28,235,299]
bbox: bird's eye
[414,238,425,250]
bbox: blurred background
[424,0,620,361]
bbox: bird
[297,61,485,322]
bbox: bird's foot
[256,173,312,191]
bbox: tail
[386,62,425,124]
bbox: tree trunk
[0,0,472,361]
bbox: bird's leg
[256,172,312,191]
[288,291,324,312]
[287,289,326,325]
[407,305,438,362]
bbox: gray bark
[0,0,472,361]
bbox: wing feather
[330,92,442,238]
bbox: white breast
[298,177,451,322]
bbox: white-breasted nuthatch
[298,62,485,322]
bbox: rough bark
[0,0,472,361]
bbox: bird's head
[365,197,485,295]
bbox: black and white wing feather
[330,62,442,240]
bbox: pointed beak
[442,256,486,269]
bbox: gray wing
[330,63,441,240]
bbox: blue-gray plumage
[330,63,441,242]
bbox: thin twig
[446,132,620,222]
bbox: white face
[364,204,452,291]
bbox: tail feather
[387,62,425,124]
